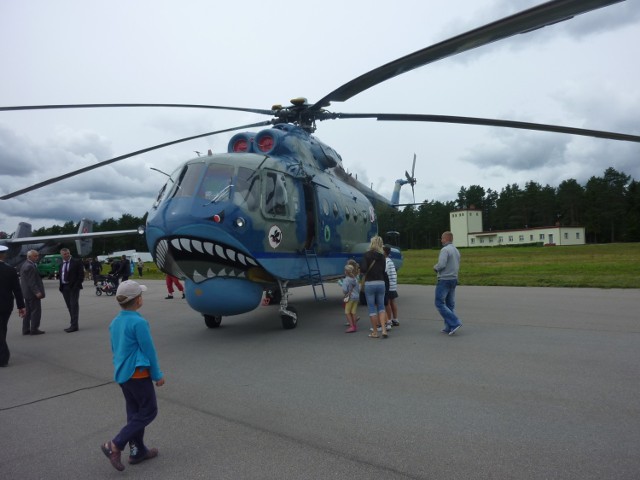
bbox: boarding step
[304,249,326,301]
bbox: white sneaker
[385,321,393,330]
[449,325,462,335]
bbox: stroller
[95,274,117,296]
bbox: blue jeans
[364,281,386,316]
[435,279,461,331]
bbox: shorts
[387,290,398,300]
[344,300,358,314]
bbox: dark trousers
[113,377,158,453]
[61,285,80,328]
[0,310,11,365]
[22,297,42,333]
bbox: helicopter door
[303,183,316,250]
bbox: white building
[450,209,585,247]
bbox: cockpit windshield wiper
[204,184,234,205]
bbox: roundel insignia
[268,225,283,249]
[324,225,331,242]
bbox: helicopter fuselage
[145,123,402,319]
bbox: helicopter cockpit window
[198,164,234,201]
[234,167,260,211]
[263,171,289,217]
[170,162,206,199]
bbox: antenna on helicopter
[194,150,201,157]
[150,167,170,177]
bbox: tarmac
[1,278,639,479]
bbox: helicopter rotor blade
[0,103,274,116]
[0,120,273,200]
[411,153,416,179]
[333,113,640,144]
[311,0,623,110]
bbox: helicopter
[1,0,639,330]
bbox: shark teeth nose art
[155,236,258,283]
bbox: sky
[1,0,639,235]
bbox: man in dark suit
[58,247,84,333]
[20,249,46,335]
[0,245,26,367]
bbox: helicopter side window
[234,167,260,211]
[170,162,206,199]
[198,164,234,201]
[264,171,288,217]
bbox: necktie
[63,261,69,282]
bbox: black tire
[106,289,115,296]
[204,315,222,328]
[95,288,102,296]
[281,305,298,330]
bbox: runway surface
[1,279,639,479]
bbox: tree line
[377,167,640,249]
[28,167,640,254]
[32,213,148,256]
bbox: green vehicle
[37,254,63,279]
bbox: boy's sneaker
[101,441,125,471]
[385,321,393,330]
[165,295,173,299]
[129,447,158,465]
[391,319,400,327]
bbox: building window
[508,235,514,242]
[564,232,568,239]
[530,235,534,241]
[519,235,524,241]
[470,238,475,244]
[576,232,581,239]
[480,238,484,244]
[539,234,545,240]
[498,236,503,243]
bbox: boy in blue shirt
[101,280,165,471]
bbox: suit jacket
[20,260,46,300]
[58,257,84,291]
[0,261,26,313]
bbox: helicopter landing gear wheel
[204,315,222,328]
[280,305,298,330]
